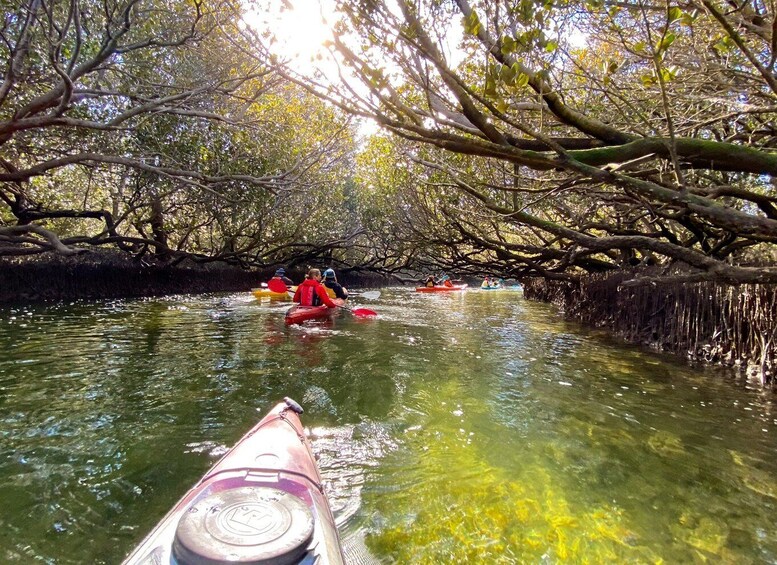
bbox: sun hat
[275,268,285,275]
[323,268,335,279]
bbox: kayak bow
[123,398,345,565]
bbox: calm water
[0,288,775,563]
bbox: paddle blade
[267,278,288,293]
[359,291,381,300]
[351,307,377,318]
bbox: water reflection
[0,290,774,563]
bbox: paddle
[350,290,381,300]
[339,304,377,318]
[267,278,289,293]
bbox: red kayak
[285,298,344,325]
[415,284,468,292]
[123,398,345,565]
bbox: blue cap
[275,268,285,275]
[323,268,335,279]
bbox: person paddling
[322,268,349,300]
[293,268,338,308]
[271,267,294,287]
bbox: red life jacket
[297,279,321,306]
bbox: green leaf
[519,0,534,24]
[679,11,697,26]
[660,66,678,82]
[516,73,530,87]
[545,40,558,53]
[640,73,655,86]
[463,12,481,36]
[657,32,676,51]
[713,35,736,53]
[500,63,517,83]
[484,76,498,97]
[501,36,517,55]
[668,7,683,22]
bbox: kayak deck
[285,299,345,325]
[122,398,344,565]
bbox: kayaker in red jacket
[293,268,338,308]
[270,267,294,286]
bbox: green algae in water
[357,332,775,564]
[363,390,660,563]
[363,435,661,563]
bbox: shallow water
[0,288,775,563]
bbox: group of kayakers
[423,273,505,289]
[481,276,503,288]
[423,273,454,288]
[269,267,348,309]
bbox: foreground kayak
[123,398,345,565]
[415,284,468,292]
[285,299,344,325]
[252,286,296,300]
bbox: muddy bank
[0,253,392,303]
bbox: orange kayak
[415,284,468,292]
[123,398,345,565]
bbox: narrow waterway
[0,288,775,563]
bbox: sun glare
[245,0,334,64]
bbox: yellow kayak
[252,286,296,300]
[252,286,337,300]
[251,286,335,300]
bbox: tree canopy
[2,0,775,285]
[0,0,359,269]
[277,0,777,284]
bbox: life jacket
[444,279,453,287]
[324,280,344,299]
[297,279,321,306]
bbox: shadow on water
[0,288,775,563]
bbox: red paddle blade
[351,308,377,318]
[267,278,288,293]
